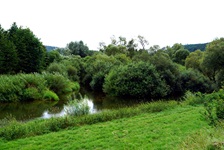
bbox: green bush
[43,90,59,101]
[65,99,90,116]
[43,73,80,96]
[47,62,66,75]
[204,89,224,125]
[180,69,215,93]
[82,53,128,91]
[149,51,182,96]
[0,73,80,102]
[183,91,204,106]
[103,62,169,98]
[23,87,42,101]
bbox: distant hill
[45,46,58,52]
[184,43,208,52]
[45,43,209,53]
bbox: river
[0,88,142,121]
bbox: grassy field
[0,105,216,150]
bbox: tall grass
[179,123,224,149]
[65,99,90,116]
[0,73,80,102]
[0,100,178,141]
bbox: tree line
[1,23,224,100]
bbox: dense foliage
[0,23,47,74]
[103,62,168,98]
[1,23,224,105]
[0,73,79,102]
[184,43,208,52]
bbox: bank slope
[0,106,209,150]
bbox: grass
[0,105,212,150]
[0,101,178,141]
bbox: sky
[1,0,224,50]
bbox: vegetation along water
[0,23,224,149]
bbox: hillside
[184,43,208,52]
[45,45,58,52]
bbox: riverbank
[1,102,223,149]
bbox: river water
[0,88,141,121]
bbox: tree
[118,36,127,46]
[45,50,61,66]
[137,35,149,50]
[149,51,182,96]
[164,43,184,59]
[149,45,160,54]
[180,69,214,93]
[8,24,46,73]
[185,50,204,71]
[67,41,89,57]
[0,29,18,74]
[126,38,138,58]
[173,49,190,65]
[202,38,224,83]
[104,44,127,56]
[103,62,169,98]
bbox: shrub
[23,87,42,101]
[180,69,215,93]
[82,53,128,91]
[183,91,204,106]
[204,89,224,125]
[103,62,169,98]
[43,73,80,96]
[47,62,66,75]
[43,90,59,101]
[65,99,90,116]
[0,73,80,102]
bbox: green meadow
[1,103,223,150]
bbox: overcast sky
[1,0,224,49]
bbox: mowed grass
[0,106,210,150]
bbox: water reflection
[0,88,142,121]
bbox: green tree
[8,23,46,73]
[185,50,204,71]
[173,49,190,65]
[67,41,89,57]
[103,62,169,98]
[83,53,130,91]
[180,69,214,93]
[46,50,61,66]
[202,38,224,82]
[149,51,182,96]
[126,38,138,58]
[137,35,149,50]
[0,28,18,74]
[104,44,127,56]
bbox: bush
[65,99,90,116]
[43,90,59,101]
[183,91,204,106]
[23,87,42,101]
[103,62,169,98]
[43,73,80,96]
[47,63,66,75]
[204,89,224,125]
[180,69,215,93]
[0,73,80,102]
